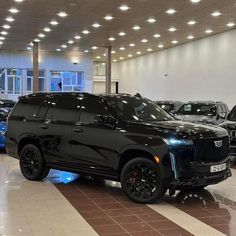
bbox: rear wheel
[120,158,166,203]
[20,144,49,181]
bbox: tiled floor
[1,153,236,236]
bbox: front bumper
[169,155,232,188]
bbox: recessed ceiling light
[141,39,148,43]
[6,16,14,22]
[96,56,101,59]
[136,51,142,55]
[120,47,125,50]
[129,43,135,47]
[33,38,40,42]
[205,29,213,34]
[128,54,133,57]
[111,50,116,54]
[212,11,221,17]
[9,8,19,14]
[147,17,156,23]
[43,27,51,32]
[132,25,141,30]
[1,31,8,35]
[104,15,113,21]
[188,20,196,25]
[147,48,153,52]
[166,8,176,15]
[56,48,61,51]
[108,37,115,41]
[113,59,117,62]
[119,57,124,60]
[158,44,164,48]
[29,42,33,46]
[82,30,90,34]
[119,4,130,11]
[227,22,235,27]
[14,0,24,2]
[103,54,106,57]
[92,23,101,28]
[38,33,45,38]
[84,50,89,53]
[0,37,5,40]
[168,27,177,32]
[27,47,32,50]
[118,32,126,36]
[0,41,3,45]
[2,24,10,29]
[58,11,68,17]
[190,0,201,3]
[74,35,81,39]
[50,20,59,26]
[68,40,74,44]
[172,40,178,44]
[61,45,67,48]
[153,33,160,38]
[187,35,194,39]
[92,46,98,50]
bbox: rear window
[10,97,47,118]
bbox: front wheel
[120,158,166,203]
[20,144,49,181]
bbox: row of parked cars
[155,100,236,162]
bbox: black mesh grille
[193,136,229,163]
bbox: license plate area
[210,163,226,173]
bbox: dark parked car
[175,101,229,125]
[0,108,9,149]
[0,99,15,110]
[220,105,236,163]
[155,101,183,115]
[6,93,231,203]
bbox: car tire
[20,144,49,181]
[120,157,166,203]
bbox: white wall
[112,29,236,109]
[0,50,94,97]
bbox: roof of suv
[187,101,224,105]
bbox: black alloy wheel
[121,158,166,203]
[20,144,49,181]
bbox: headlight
[163,138,193,146]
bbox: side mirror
[96,114,116,128]
[219,112,226,119]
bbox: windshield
[227,106,236,121]
[104,96,174,122]
[176,103,217,116]
[156,103,174,113]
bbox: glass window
[0,69,5,90]
[52,96,76,123]
[11,97,46,118]
[105,96,173,122]
[93,62,106,76]
[79,96,110,124]
[27,78,32,91]
[177,104,217,116]
[26,70,46,92]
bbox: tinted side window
[52,96,76,123]
[80,96,110,124]
[11,97,46,118]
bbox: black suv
[6,93,231,203]
[220,105,236,163]
[175,101,229,125]
[154,101,183,115]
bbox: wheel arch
[18,136,42,156]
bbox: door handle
[41,125,49,130]
[73,128,84,133]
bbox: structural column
[105,46,112,94]
[33,42,39,93]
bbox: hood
[220,120,236,130]
[175,114,216,124]
[126,120,228,140]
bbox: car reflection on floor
[50,169,236,236]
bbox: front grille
[193,136,229,163]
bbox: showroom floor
[0,154,236,236]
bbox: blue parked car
[0,108,9,149]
